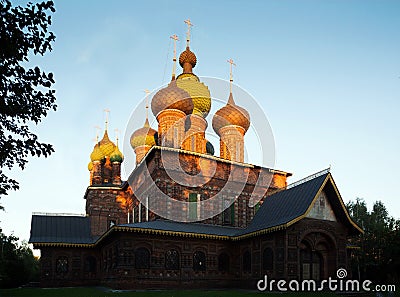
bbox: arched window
[193,251,206,271]
[56,256,68,274]
[84,256,96,273]
[135,247,150,269]
[243,250,251,272]
[262,247,273,271]
[165,249,180,270]
[218,252,230,272]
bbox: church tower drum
[212,59,250,162]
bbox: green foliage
[0,0,56,202]
[347,198,400,283]
[0,229,39,288]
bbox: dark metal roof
[29,215,95,244]
[29,171,361,245]
[117,173,330,238]
[244,172,329,234]
[119,220,242,237]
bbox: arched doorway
[299,231,336,280]
[300,243,323,280]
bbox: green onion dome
[110,146,124,163]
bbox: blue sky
[1,0,400,243]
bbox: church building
[29,21,362,289]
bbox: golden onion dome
[130,118,157,149]
[179,46,197,71]
[90,143,104,161]
[212,93,250,136]
[151,80,193,117]
[176,73,211,118]
[110,145,124,163]
[88,161,93,171]
[99,130,116,156]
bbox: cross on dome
[170,34,179,80]
[104,108,110,131]
[144,89,151,126]
[114,128,120,145]
[184,19,193,47]
[227,58,236,94]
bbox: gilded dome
[130,119,157,149]
[99,130,116,156]
[212,93,250,136]
[151,80,193,117]
[179,46,197,69]
[176,73,211,118]
[110,146,124,163]
[90,143,104,161]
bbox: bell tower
[86,111,128,236]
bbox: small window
[193,251,206,271]
[262,248,273,271]
[56,256,69,274]
[218,252,230,272]
[222,198,234,225]
[189,193,198,220]
[135,247,150,269]
[243,251,251,272]
[165,249,180,270]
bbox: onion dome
[176,74,211,118]
[130,118,157,149]
[99,130,116,156]
[212,93,250,136]
[179,46,197,73]
[88,161,93,171]
[90,143,105,161]
[206,140,215,156]
[151,80,193,117]
[110,146,124,163]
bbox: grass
[4,287,398,297]
[0,287,353,297]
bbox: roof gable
[245,171,362,236]
[307,190,337,221]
